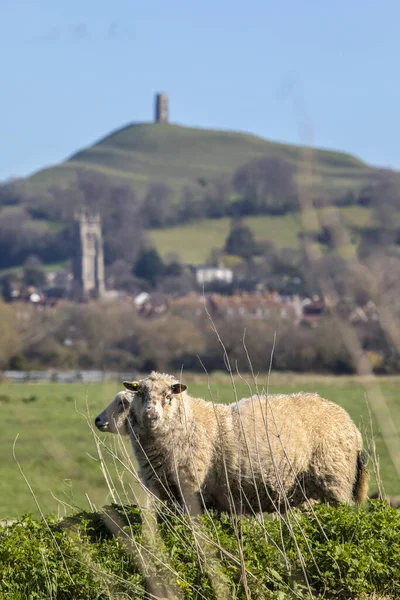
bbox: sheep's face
[123,372,187,431]
[94,391,132,435]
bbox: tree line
[0,155,384,273]
[1,159,400,305]
[1,280,400,375]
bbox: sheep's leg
[311,447,358,506]
[317,477,355,505]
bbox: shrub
[1,502,399,599]
[133,247,165,286]
[224,220,258,260]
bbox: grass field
[1,374,399,520]
[149,205,372,264]
[28,123,377,197]
[149,215,302,264]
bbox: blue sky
[1,0,400,181]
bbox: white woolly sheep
[95,391,132,435]
[96,371,369,515]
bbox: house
[195,266,233,286]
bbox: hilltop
[28,122,376,198]
[1,120,390,269]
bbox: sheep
[96,371,369,515]
[94,391,132,435]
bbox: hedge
[1,501,399,599]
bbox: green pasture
[149,215,301,264]
[149,205,372,264]
[1,375,399,520]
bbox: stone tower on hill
[72,211,105,300]
[155,93,169,123]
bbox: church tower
[72,210,105,300]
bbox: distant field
[149,215,302,264]
[149,206,373,264]
[0,261,68,277]
[1,374,399,519]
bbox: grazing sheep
[97,372,369,515]
[95,391,132,435]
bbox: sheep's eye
[170,383,187,394]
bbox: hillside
[149,206,372,264]
[3,121,387,271]
[29,122,377,197]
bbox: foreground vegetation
[2,374,399,599]
[1,501,399,599]
[1,375,399,519]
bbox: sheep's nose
[95,416,102,428]
[146,407,158,420]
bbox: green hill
[17,121,385,267]
[29,122,376,197]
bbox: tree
[0,302,19,368]
[224,220,257,260]
[23,256,46,288]
[141,182,174,228]
[1,276,13,302]
[371,170,400,241]
[356,171,400,260]
[101,184,147,266]
[133,248,165,286]
[0,207,44,268]
[53,170,148,266]
[163,262,183,277]
[232,157,297,215]
[203,177,231,218]
[178,185,206,222]
[0,179,27,207]
[0,171,150,273]
[136,316,205,371]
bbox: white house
[196,266,233,285]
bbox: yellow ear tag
[123,381,138,392]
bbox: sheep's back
[232,392,359,444]
[222,393,360,495]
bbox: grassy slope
[29,122,376,197]
[149,205,372,264]
[24,122,377,265]
[0,375,398,519]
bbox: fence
[1,370,135,383]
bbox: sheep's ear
[171,383,187,394]
[123,381,139,392]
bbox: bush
[224,219,258,260]
[8,353,28,370]
[133,248,165,286]
[1,502,399,599]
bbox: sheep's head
[94,391,132,435]
[123,371,187,431]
